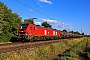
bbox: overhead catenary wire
[9,5,32,17]
[28,0,42,8]
[13,10,31,17]
[4,1,32,18]
[16,0,52,19]
[28,0,50,17]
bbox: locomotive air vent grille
[19,32,26,34]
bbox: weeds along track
[0,38,81,55]
[52,37,88,60]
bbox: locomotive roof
[35,25,58,30]
[22,24,59,30]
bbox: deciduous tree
[24,18,34,24]
[0,2,22,42]
[41,22,52,28]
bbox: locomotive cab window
[20,24,28,30]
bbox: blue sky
[0,0,90,35]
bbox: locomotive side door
[29,25,35,35]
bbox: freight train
[17,23,83,42]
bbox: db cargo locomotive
[17,24,61,42]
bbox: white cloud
[38,18,73,31]
[29,9,33,11]
[39,0,53,4]
[35,22,41,25]
[65,24,73,31]
[40,18,58,23]
[37,2,43,7]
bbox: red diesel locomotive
[17,24,61,42]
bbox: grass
[0,38,85,60]
[87,37,90,59]
[59,37,88,60]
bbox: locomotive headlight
[25,33,28,35]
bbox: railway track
[0,38,79,55]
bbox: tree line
[0,2,85,42]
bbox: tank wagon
[17,24,60,42]
[60,31,84,38]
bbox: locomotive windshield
[20,24,28,30]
